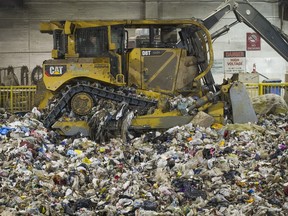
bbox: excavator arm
[203,0,288,61]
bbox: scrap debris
[0,101,288,215]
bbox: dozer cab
[37,0,288,139]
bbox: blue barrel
[262,79,282,95]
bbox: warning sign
[247,32,261,50]
[224,51,246,74]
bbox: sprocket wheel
[71,92,94,115]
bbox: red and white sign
[246,32,261,50]
[224,51,246,74]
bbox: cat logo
[45,65,67,76]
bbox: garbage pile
[0,109,288,215]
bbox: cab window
[76,27,108,57]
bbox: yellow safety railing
[245,83,288,98]
[0,83,286,113]
[0,86,37,113]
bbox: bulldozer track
[43,84,157,128]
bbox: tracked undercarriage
[40,80,259,142]
[41,81,158,141]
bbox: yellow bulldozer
[36,0,288,140]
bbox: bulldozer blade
[229,82,258,124]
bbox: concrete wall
[0,0,287,84]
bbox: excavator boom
[203,0,288,61]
